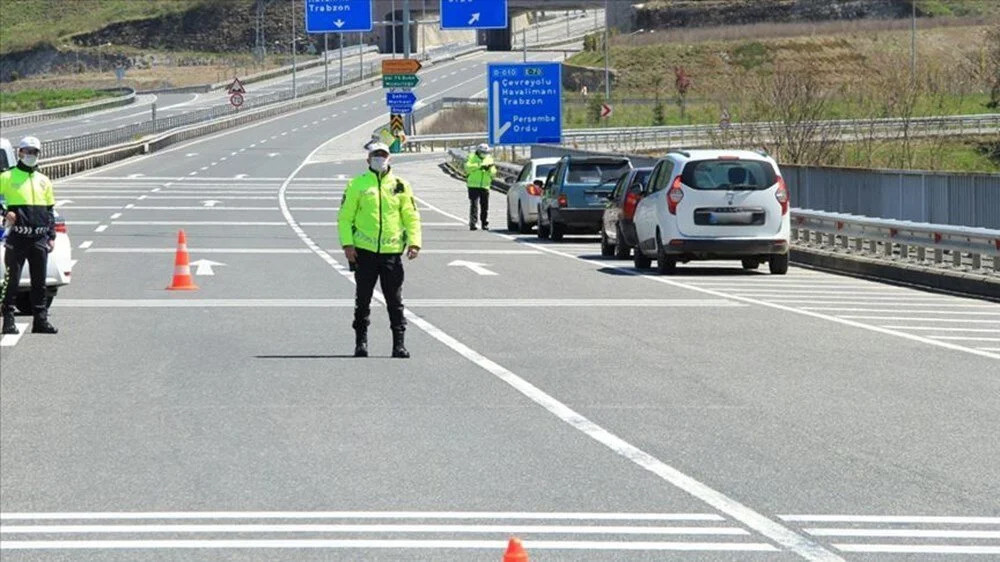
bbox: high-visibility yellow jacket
[338,168,422,254]
[464,152,496,190]
[0,164,56,240]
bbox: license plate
[695,207,764,226]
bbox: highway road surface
[1,47,998,561]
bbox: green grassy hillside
[0,0,206,54]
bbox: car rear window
[565,160,631,185]
[534,164,555,179]
[633,169,652,189]
[681,159,777,190]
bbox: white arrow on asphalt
[234,174,248,179]
[201,200,221,208]
[54,200,74,208]
[334,19,345,28]
[127,173,145,178]
[491,80,511,144]
[448,260,497,276]
[185,153,198,157]
[468,13,480,25]
[190,259,226,276]
[268,153,279,158]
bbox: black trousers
[468,188,489,227]
[1,237,49,317]
[353,249,406,333]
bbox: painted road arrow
[54,200,74,208]
[448,260,498,276]
[382,59,422,75]
[201,200,221,208]
[191,259,226,276]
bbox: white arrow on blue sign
[305,0,373,33]
[487,62,562,146]
[440,0,508,30]
[386,91,417,106]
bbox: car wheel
[769,253,790,275]
[518,205,532,234]
[536,208,550,239]
[741,258,760,270]
[614,224,631,259]
[550,214,565,241]
[506,206,517,232]
[600,229,614,257]
[656,232,677,275]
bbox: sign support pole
[291,0,297,99]
[339,33,345,85]
[324,33,329,90]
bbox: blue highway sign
[386,91,417,107]
[305,0,373,33]
[440,0,508,30]
[487,62,562,145]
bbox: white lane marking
[185,153,198,157]
[0,324,29,347]
[447,260,498,276]
[418,198,1000,362]
[0,524,749,536]
[112,221,287,226]
[841,316,1000,323]
[63,221,100,225]
[0,539,778,552]
[109,213,122,220]
[779,515,1000,524]
[804,528,1000,538]
[86,248,310,254]
[834,544,1000,554]
[94,225,108,233]
[980,347,1000,351]
[0,512,725,521]
[277,139,842,562]
[122,206,274,211]
[126,173,145,178]
[188,172,198,176]
[137,195,147,200]
[151,188,161,192]
[199,166,209,171]
[78,241,93,249]
[50,299,743,309]
[883,326,1000,332]
[929,335,1000,342]
[756,300,995,308]
[63,206,122,210]
[806,308,1000,316]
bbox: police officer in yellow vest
[339,143,422,358]
[464,143,496,231]
[1,137,58,335]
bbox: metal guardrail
[444,146,1000,280]
[407,114,1000,153]
[0,88,136,128]
[38,62,381,159]
[793,210,1000,274]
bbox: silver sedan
[505,157,560,234]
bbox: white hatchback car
[506,157,560,233]
[632,149,790,275]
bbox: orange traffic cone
[166,229,198,291]
[502,537,528,562]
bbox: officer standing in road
[1,136,58,335]
[339,142,422,359]
[464,143,496,231]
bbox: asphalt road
[1,47,998,561]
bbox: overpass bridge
[372,0,635,53]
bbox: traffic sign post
[227,78,246,95]
[440,0,508,30]
[381,59,422,75]
[229,93,244,108]
[487,62,562,146]
[600,103,612,119]
[304,0,373,33]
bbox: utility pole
[403,0,411,59]
[421,0,427,59]
[391,0,397,58]
[291,0,297,98]
[359,32,365,79]
[324,33,329,90]
[604,0,610,100]
[339,33,345,86]
[522,26,527,62]
[566,11,570,38]
[910,0,917,83]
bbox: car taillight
[526,184,541,196]
[557,194,568,208]
[54,223,67,233]
[667,176,684,215]
[624,192,640,219]
[775,177,789,215]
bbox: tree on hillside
[674,66,691,120]
[986,24,1000,109]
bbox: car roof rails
[667,149,690,158]
[754,148,770,157]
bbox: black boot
[31,313,57,334]
[354,328,368,358]
[391,330,410,359]
[1,309,17,335]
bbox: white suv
[632,149,790,275]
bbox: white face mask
[20,154,38,168]
[370,156,389,172]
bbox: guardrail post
[883,241,893,257]
[868,240,877,254]
[934,248,943,264]
[899,243,909,260]
[853,238,863,252]
[952,251,962,268]
[916,246,926,263]
[971,253,982,270]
